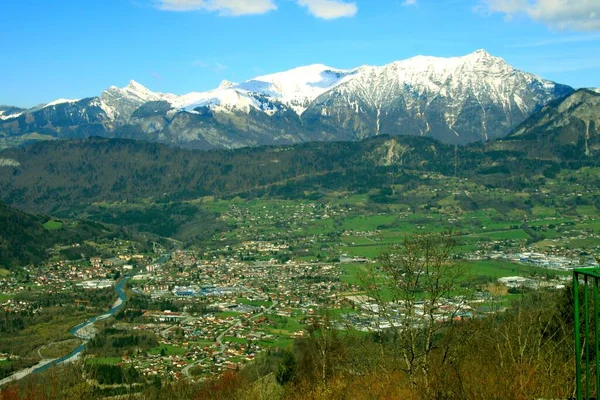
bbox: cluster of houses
[341,294,473,331]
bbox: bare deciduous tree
[360,232,471,391]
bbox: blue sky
[1,0,600,107]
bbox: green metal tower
[574,267,600,400]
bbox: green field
[343,215,398,231]
[236,297,272,308]
[565,238,600,249]
[0,133,56,150]
[222,336,248,344]
[345,245,385,259]
[43,220,64,230]
[341,235,377,245]
[466,259,568,279]
[577,221,600,232]
[476,229,530,240]
[265,316,304,334]
[340,263,368,285]
[0,293,13,302]
[340,259,566,290]
[190,340,216,348]
[327,307,358,317]
[149,344,186,356]
[577,206,599,217]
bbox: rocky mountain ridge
[0,50,574,149]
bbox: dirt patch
[486,283,508,296]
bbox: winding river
[33,276,131,374]
[0,276,131,385]
[0,253,172,386]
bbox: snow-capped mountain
[489,89,600,159]
[303,50,572,143]
[233,64,357,114]
[44,98,80,108]
[98,64,357,117]
[0,105,26,121]
[0,50,574,149]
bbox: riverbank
[0,276,131,386]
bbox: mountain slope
[0,136,458,212]
[1,122,598,215]
[0,105,26,121]
[0,202,51,267]
[303,50,573,144]
[0,202,120,269]
[488,89,600,160]
[0,50,573,149]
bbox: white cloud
[213,62,229,72]
[296,0,358,19]
[155,0,277,16]
[155,0,358,20]
[193,60,229,72]
[403,0,417,6]
[479,0,600,31]
[508,33,600,47]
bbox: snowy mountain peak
[219,80,238,89]
[462,49,507,66]
[92,50,522,120]
[122,80,161,99]
[235,63,356,114]
[304,49,573,143]
[1,50,573,148]
[386,49,508,75]
[127,79,145,89]
[43,98,80,108]
[103,80,176,105]
[0,108,24,120]
[469,49,492,57]
[98,80,177,120]
[252,63,351,83]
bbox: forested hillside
[0,202,129,269]
[0,136,458,211]
[0,126,597,215]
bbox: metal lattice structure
[574,268,600,400]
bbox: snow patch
[44,98,80,108]
[0,158,20,167]
[219,80,237,89]
[90,98,116,120]
[172,88,259,114]
[0,112,22,120]
[233,64,356,114]
[155,64,357,115]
